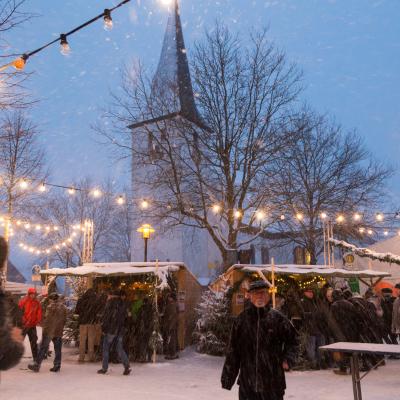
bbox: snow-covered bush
[193,289,233,356]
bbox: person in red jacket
[18,288,42,361]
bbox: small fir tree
[193,289,233,356]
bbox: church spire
[129,0,209,131]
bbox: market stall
[40,261,202,352]
[210,263,390,315]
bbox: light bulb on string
[116,195,125,205]
[38,183,46,192]
[91,189,102,198]
[60,34,71,56]
[320,212,327,220]
[255,210,265,221]
[359,227,365,234]
[367,229,373,235]
[103,9,113,31]
[159,0,173,6]
[19,179,28,189]
[280,215,286,221]
[384,231,389,236]
[336,215,345,223]
[12,54,28,70]
[141,200,149,209]
[234,210,242,219]
[295,213,303,221]
[212,204,221,214]
[376,213,384,222]
[68,187,76,195]
[353,213,362,221]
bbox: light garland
[0,0,131,72]
[18,232,78,255]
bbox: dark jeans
[239,386,283,400]
[22,327,38,360]
[102,333,129,371]
[305,334,325,367]
[37,336,62,368]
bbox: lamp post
[137,224,155,262]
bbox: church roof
[129,0,209,131]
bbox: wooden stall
[40,261,203,350]
[210,263,391,316]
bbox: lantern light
[137,224,155,239]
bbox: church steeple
[129,0,209,131]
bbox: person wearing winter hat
[221,280,297,400]
[28,293,67,373]
[0,236,24,370]
[18,287,42,362]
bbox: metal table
[320,342,400,400]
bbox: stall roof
[225,264,391,279]
[40,262,185,277]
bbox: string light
[103,9,113,31]
[116,195,125,205]
[19,180,28,189]
[359,227,365,234]
[212,204,221,214]
[320,212,327,220]
[255,210,265,221]
[91,189,102,198]
[140,200,149,209]
[60,34,71,56]
[376,213,384,222]
[367,229,373,235]
[68,187,76,195]
[38,183,46,192]
[18,233,77,256]
[295,213,303,221]
[336,215,345,223]
[0,0,132,72]
[280,215,286,221]
[384,231,389,236]
[234,210,242,219]
[353,213,362,221]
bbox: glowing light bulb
[117,195,125,205]
[336,215,345,223]
[296,213,303,221]
[367,229,373,235]
[280,215,286,221]
[320,212,327,220]
[46,249,51,254]
[384,231,389,236]
[38,183,46,192]
[35,225,41,230]
[13,55,27,70]
[53,226,59,231]
[19,180,28,189]
[141,200,149,209]
[353,213,361,221]
[103,9,113,31]
[376,213,384,222]
[60,34,71,56]
[212,204,221,214]
[359,227,365,233]
[159,0,173,6]
[68,187,76,195]
[92,189,102,198]
[234,210,242,219]
[16,220,21,226]
[255,210,265,221]
[24,223,31,230]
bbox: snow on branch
[329,238,400,265]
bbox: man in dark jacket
[97,290,131,375]
[28,293,67,372]
[381,288,397,344]
[75,288,99,362]
[300,287,326,369]
[221,281,297,400]
[0,236,24,371]
[163,293,179,360]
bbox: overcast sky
[4,0,400,274]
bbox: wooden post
[153,259,159,364]
[271,257,276,309]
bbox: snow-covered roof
[40,262,185,277]
[226,264,390,278]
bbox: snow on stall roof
[40,261,184,277]
[226,264,390,278]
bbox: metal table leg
[350,353,363,400]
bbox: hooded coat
[0,290,24,370]
[221,304,297,396]
[18,292,42,328]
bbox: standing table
[319,342,400,400]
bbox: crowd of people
[275,283,400,374]
[1,281,180,376]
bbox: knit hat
[28,288,37,295]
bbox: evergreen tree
[193,289,233,356]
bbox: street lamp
[137,224,155,262]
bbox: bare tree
[267,109,392,264]
[30,178,124,268]
[98,24,302,267]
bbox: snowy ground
[1,335,400,400]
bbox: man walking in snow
[28,292,67,372]
[18,287,42,362]
[97,290,131,375]
[221,280,297,400]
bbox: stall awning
[40,262,184,277]
[227,264,390,279]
